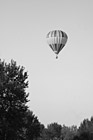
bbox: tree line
[0,59,93,140]
[38,118,93,140]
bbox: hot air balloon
[46,30,68,58]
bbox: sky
[0,0,93,127]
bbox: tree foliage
[1,59,93,140]
[0,59,41,140]
[47,122,62,140]
[78,117,93,134]
[24,109,41,140]
[61,125,77,140]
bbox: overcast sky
[0,0,93,127]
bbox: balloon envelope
[46,30,68,58]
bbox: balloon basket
[56,55,58,59]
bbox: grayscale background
[0,0,93,127]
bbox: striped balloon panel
[49,44,64,54]
[47,37,67,45]
[46,30,67,38]
[47,37,67,53]
[46,30,68,55]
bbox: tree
[78,119,90,134]
[25,109,41,140]
[78,117,93,135]
[61,125,77,140]
[47,122,62,140]
[38,126,48,140]
[77,117,93,140]
[0,59,29,140]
